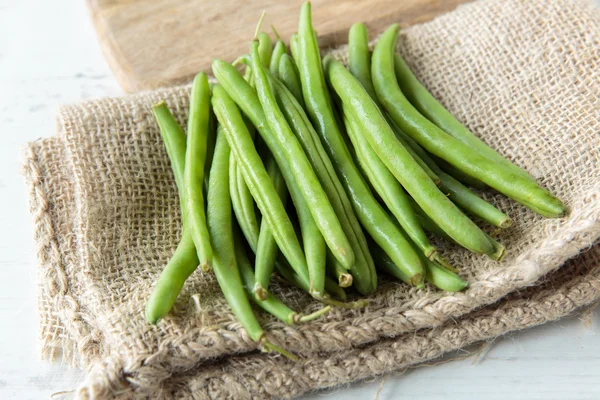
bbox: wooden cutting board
[87,0,473,92]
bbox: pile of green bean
[145,2,565,357]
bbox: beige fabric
[23,0,600,398]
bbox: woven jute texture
[23,0,599,398]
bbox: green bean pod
[343,110,439,263]
[433,156,487,190]
[229,151,260,251]
[393,53,534,183]
[325,56,496,257]
[183,72,212,271]
[348,23,377,99]
[211,85,311,287]
[145,103,199,324]
[269,40,287,76]
[373,25,565,218]
[253,156,288,299]
[257,32,273,69]
[292,2,380,293]
[270,76,377,294]
[249,40,355,270]
[326,250,353,288]
[278,54,305,108]
[207,130,293,358]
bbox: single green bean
[257,32,273,69]
[184,72,212,271]
[212,85,311,287]
[373,25,565,218]
[236,231,331,324]
[325,56,496,257]
[348,23,377,99]
[250,40,355,270]
[293,2,381,293]
[207,130,292,358]
[343,110,439,263]
[393,53,534,183]
[145,103,198,324]
[278,54,305,108]
[270,76,377,294]
[254,156,289,299]
[229,152,260,251]
[269,40,287,76]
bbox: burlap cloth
[23,0,600,398]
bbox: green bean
[348,23,377,99]
[204,110,217,193]
[254,156,289,299]
[257,32,273,69]
[343,110,440,263]
[249,40,355,270]
[325,56,496,258]
[145,103,199,324]
[207,130,293,358]
[278,54,305,108]
[341,112,426,283]
[293,2,382,293]
[184,72,213,271]
[392,122,511,228]
[274,260,347,301]
[236,231,331,324]
[326,250,353,288]
[270,76,377,294]
[270,40,287,76]
[212,85,311,288]
[373,25,565,218]
[393,52,534,183]
[229,152,260,251]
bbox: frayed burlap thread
[23,0,600,398]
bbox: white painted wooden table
[0,1,598,399]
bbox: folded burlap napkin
[24,0,600,398]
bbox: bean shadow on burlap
[23,0,599,397]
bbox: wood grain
[86,0,473,92]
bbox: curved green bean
[343,111,439,263]
[207,130,293,358]
[278,54,305,108]
[184,72,212,271]
[145,103,199,324]
[229,151,260,251]
[348,23,377,99]
[257,32,273,69]
[373,25,565,218]
[270,76,376,294]
[254,156,289,299]
[393,52,534,183]
[325,56,496,257]
[250,40,354,270]
[269,40,287,76]
[212,85,311,288]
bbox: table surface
[1,1,599,399]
